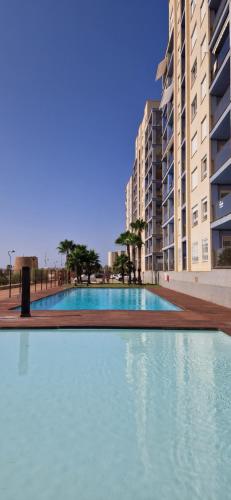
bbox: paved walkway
[0,285,231,336]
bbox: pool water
[0,328,231,500]
[29,287,181,311]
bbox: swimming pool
[0,328,230,500]
[28,287,181,311]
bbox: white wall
[159,270,231,308]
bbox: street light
[8,250,15,298]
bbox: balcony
[163,207,174,224]
[213,192,231,221]
[213,247,231,268]
[162,180,174,201]
[210,0,229,43]
[211,36,230,85]
[211,87,230,131]
[211,138,231,175]
[182,223,186,238]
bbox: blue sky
[0,0,168,267]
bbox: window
[191,132,198,156]
[192,242,199,262]
[200,0,206,23]
[201,116,207,142]
[191,167,198,190]
[191,0,196,16]
[191,59,197,87]
[219,189,231,200]
[192,205,199,227]
[222,236,231,248]
[191,95,197,120]
[201,197,208,221]
[201,75,207,102]
[202,238,208,261]
[201,156,207,180]
[201,35,207,62]
[191,24,197,51]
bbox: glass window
[191,132,198,156]
[191,24,197,51]
[201,35,207,62]
[201,117,207,142]
[222,236,231,248]
[202,238,208,261]
[201,75,207,101]
[191,0,196,16]
[201,156,207,180]
[191,167,198,190]
[191,59,197,87]
[200,0,206,23]
[191,95,197,120]
[201,197,208,221]
[192,241,199,262]
[192,205,199,227]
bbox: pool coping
[0,285,231,336]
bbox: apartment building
[155,0,231,306]
[125,100,162,281]
[108,251,126,269]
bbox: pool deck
[0,285,231,336]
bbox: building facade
[156,0,231,273]
[14,256,38,271]
[108,251,126,269]
[125,100,162,280]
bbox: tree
[57,239,76,283]
[129,233,141,283]
[130,219,147,285]
[57,239,76,262]
[67,245,87,283]
[115,231,134,284]
[84,250,100,284]
[113,254,129,284]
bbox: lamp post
[8,250,15,298]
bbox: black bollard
[20,266,31,317]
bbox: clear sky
[0,0,168,268]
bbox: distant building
[125,100,163,281]
[14,256,38,271]
[108,251,126,268]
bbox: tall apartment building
[156,0,231,273]
[125,100,162,281]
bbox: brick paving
[0,285,230,336]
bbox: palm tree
[129,233,141,283]
[57,239,76,262]
[130,219,147,285]
[113,254,129,284]
[115,231,134,284]
[57,239,76,283]
[84,250,100,284]
[67,245,87,283]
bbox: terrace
[0,284,231,336]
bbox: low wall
[159,270,231,308]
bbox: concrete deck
[0,285,231,336]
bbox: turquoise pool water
[29,287,181,311]
[0,328,231,500]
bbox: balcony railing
[163,207,174,224]
[212,138,231,174]
[210,0,228,40]
[213,247,231,268]
[163,181,174,200]
[211,87,230,130]
[213,192,231,221]
[211,37,229,82]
